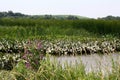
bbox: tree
[44,15,53,19]
[8,11,14,16]
[67,15,79,20]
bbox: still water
[50,53,120,74]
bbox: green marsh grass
[0,17,120,80]
[0,18,120,39]
[0,54,120,80]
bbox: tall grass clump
[0,54,120,80]
[107,58,120,79]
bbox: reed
[0,54,120,80]
[0,18,120,39]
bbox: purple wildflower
[25,62,31,69]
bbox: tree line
[0,11,120,20]
[0,11,80,20]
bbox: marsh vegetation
[0,12,120,79]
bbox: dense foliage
[0,11,82,20]
[98,15,120,20]
[0,18,120,39]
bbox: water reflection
[50,53,120,74]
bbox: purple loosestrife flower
[22,47,33,69]
[25,61,32,69]
[22,53,27,60]
[22,48,32,59]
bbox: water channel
[50,53,120,74]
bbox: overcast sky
[0,0,120,18]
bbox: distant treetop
[0,11,88,20]
[0,11,120,20]
[98,15,120,20]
